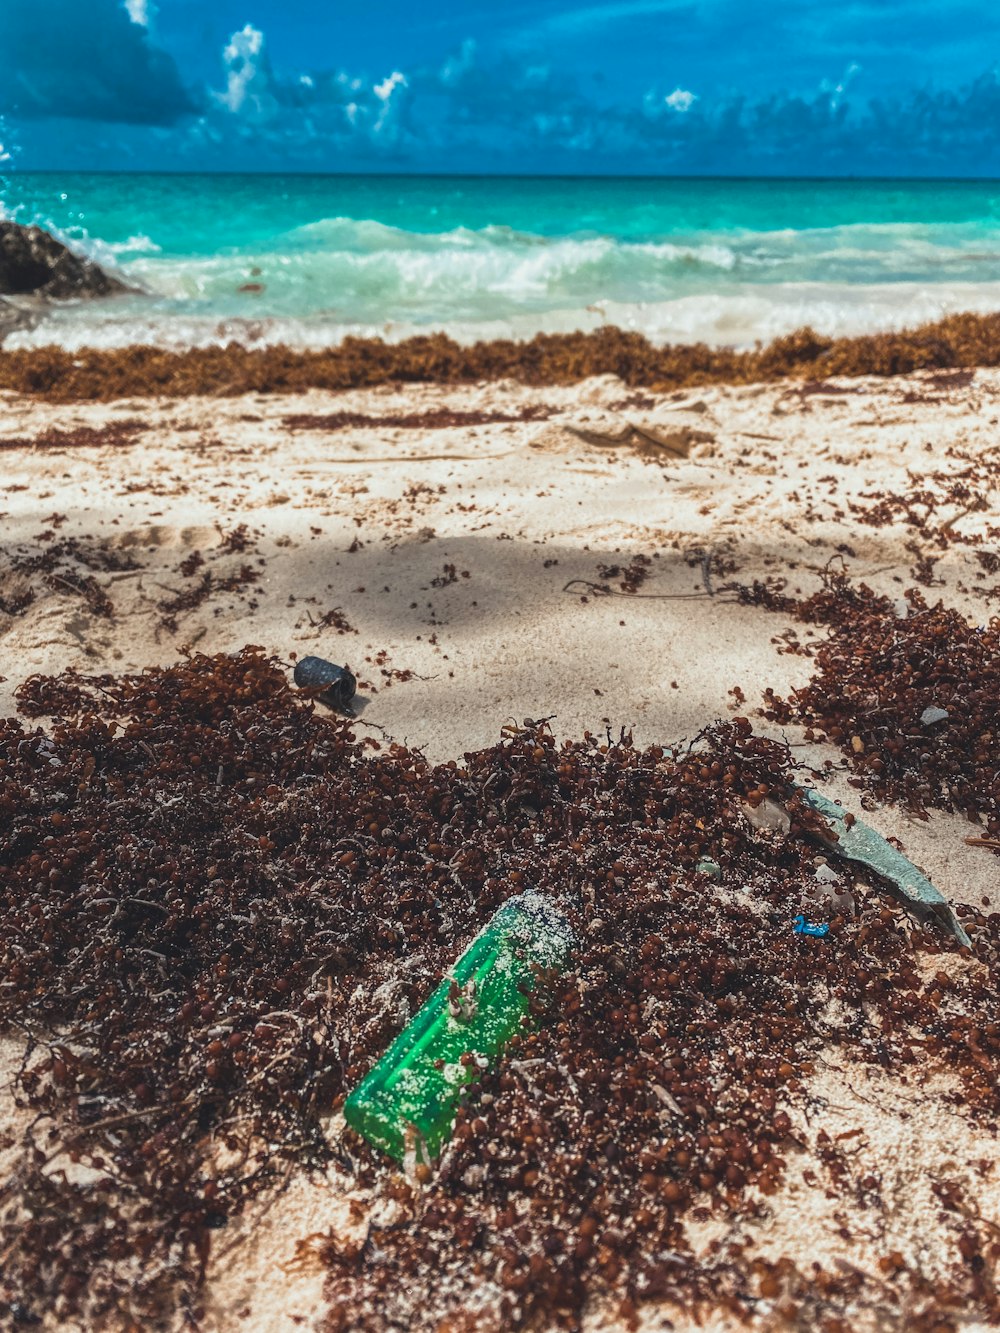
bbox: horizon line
[7,169,1000,184]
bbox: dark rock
[0,220,131,300]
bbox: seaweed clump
[0,536,141,622]
[847,453,1000,551]
[0,650,998,1328]
[0,311,999,401]
[757,572,1000,839]
[282,406,553,431]
[0,421,146,452]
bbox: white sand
[2,368,999,1329]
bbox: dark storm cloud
[0,0,198,125]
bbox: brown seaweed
[0,313,995,401]
[756,571,1000,838]
[0,651,996,1329]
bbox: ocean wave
[102,233,162,257]
[112,224,746,324]
[285,215,742,265]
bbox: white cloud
[823,61,861,110]
[197,23,415,151]
[664,87,697,111]
[373,70,408,134]
[123,0,154,26]
[374,71,407,103]
[216,24,278,123]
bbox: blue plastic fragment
[793,914,829,938]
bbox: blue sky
[2,0,1000,174]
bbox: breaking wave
[114,218,747,318]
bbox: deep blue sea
[4,173,1000,349]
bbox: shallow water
[4,172,1000,348]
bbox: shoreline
[1,310,1000,400]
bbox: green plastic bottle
[344,891,574,1162]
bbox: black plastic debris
[292,655,357,710]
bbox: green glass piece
[344,891,574,1162]
[798,785,971,948]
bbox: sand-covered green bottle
[344,891,574,1162]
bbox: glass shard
[798,785,971,948]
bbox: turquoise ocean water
[4,173,1000,349]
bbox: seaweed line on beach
[1,314,1000,401]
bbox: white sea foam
[10,278,1000,355]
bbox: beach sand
[2,367,999,1329]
